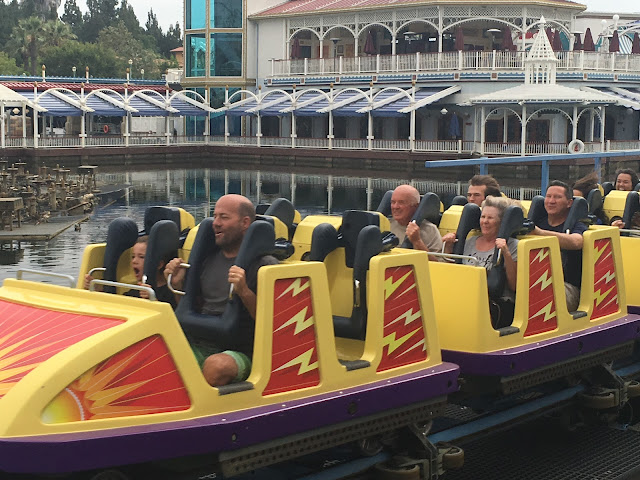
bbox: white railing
[333,138,368,149]
[271,50,640,78]
[414,139,460,152]
[608,140,640,151]
[372,138,411,150]
[296,137,329,148]
[1,133,630,156]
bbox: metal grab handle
[619,228,640,236]
[16,269,76,288]
[89,279,157,301]
[427,252,480,266]
[166,263,190,297]
[88,267,106,277]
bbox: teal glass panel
[186,34,207,77]
[210,33,242,77]
[210,0,242,28]
[186,0,206,29]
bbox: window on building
[210,33,242,76]
[210,0,242,28]
[186,34,207,77]
[186,0,206,29]
[210,87,241,135]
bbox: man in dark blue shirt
[533,180,587,311]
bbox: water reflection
[0,167,466,284]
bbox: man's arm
[533,226,584,250]
[407,220,444,261]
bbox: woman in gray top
[442,196,518,302]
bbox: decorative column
[600,105,606,152]
[480,106,486,155]
[33,84,39,149]
[204,89,210,145]
[1,104,5,149]
[572,105,578,141]
[520,104,527,156]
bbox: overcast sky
[61,0,638,32]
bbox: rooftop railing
[271,50,640,77]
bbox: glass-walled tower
[183,0,247,136]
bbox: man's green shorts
[190,340,251,383]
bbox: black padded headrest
[144,206,182,235]
[341,211,381,269]
[453,203,481,258]
[143,220,179,289]
[635,183,640,192]
[264,198,295,228]
[586,188,603,215]
[235,220,277,269]
[450,195,468,206]
[602,182,614,196]
[353,225,382,284]
[103,217,139,289]
[564,196,589,233]
[527,195,546,223]
[622,191,640,229]
[497,205,526,240]
[400,192,441,248]
[255,203,270,215]
[309,223,340,262]
[376,190,393,216]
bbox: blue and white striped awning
[85,91,131,116]
[21,90,91,117]
[170,95,211,117]
[221,86,461,117]
[583,86,640,110]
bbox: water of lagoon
[0,167,439,285]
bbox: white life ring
[568,139,584,154]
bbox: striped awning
[585,86,640,110]
[21,90,91,117]
[170,94,212,117]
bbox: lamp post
[72,66,76,78]
[140,68,144,80]
[127,58,132,81]
[330,37,340,73]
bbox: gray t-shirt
[200,251,236,316]
[390,218,443,255]
[463,236,518,301]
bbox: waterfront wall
[4,144,640,187]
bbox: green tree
[40,41,119,78]
[0,51,23,76]
[80,0,118,42]
[97,21,163,79]
[42,20,77,48]
[0,1,21,50]
[118,0,143,40]
[162,22,182,57]
[8,16,45,75]
[61,0,83,34]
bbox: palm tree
[8,17,44,75]
[42,19,77,47]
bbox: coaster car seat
[400,192,441,248]
[102,217,139,293]
[376,190,393,217]
[143,220,179,290]
[144,206,195,244]
[601,182,614,196]
[262,197,297,240]
[308,210,397,339]
[621,191,640,230]
[175,219,293,349]
[452,203,481,259]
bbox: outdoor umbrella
[449,114,461,139]
[633,32,640,54]
[501,27,515,51]
[455,27,464,51]
[609,30,620,53]
[546,27,554,44]
[290,37,301,59]
[583,28,595,51]
[573,32,583,51]
[552,30,563,51]
[363,30,376,55]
